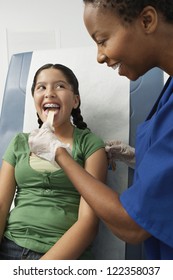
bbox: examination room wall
[0,0,93,113]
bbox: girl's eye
[56,82,72,90]
[56,83,65,89]
[36,85,45,91]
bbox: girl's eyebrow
[56,80,70,85]
[36,80,69,85]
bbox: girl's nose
[45,88,56,98]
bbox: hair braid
[71,107,88,130]
[37,113,43,128]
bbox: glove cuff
[50,140,71,166]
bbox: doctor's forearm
[55,148,117,218]
[55,148,148,243]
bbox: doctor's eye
[97,38,106,47]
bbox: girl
[0,63,107,260]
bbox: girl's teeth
[44,104,59,108]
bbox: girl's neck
[53,122,75,146]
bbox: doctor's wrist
[55,147,69,166]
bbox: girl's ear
[140,6,158,34]
[73,95,80,109]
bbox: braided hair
[31,63,88,129]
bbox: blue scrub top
[120,77,173,260]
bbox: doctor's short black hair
[83,0,173,23]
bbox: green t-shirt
[3,127,105,259]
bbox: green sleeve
[75,128,105,160]
[3,134,21,167]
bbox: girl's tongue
[44,108,59,116]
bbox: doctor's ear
[140,6,158,34]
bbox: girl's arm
[0,161,16,242]
[40,148,107,259]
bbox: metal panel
[0,52,32,166]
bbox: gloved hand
[28,121,71,166]
[105,140,135,169]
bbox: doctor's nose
[97,51,107,64]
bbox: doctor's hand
[28,121,70,166]
[105,140,135,169]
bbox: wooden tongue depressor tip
[47,110,55,128]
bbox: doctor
[29,0,173,259]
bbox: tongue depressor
[47,110,55,129]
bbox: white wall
[0,0,94,112]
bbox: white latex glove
[105,140,135,169]
[28,121,71,166]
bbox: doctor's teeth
[112,64,120,70]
